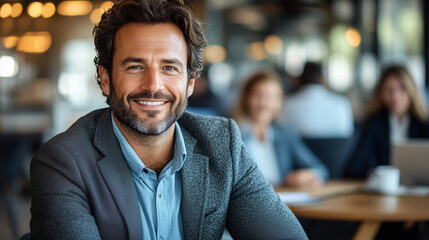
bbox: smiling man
[29,0,307,239]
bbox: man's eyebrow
[121,57,144,66]
[162,58,185,69]
[120,57,185,69]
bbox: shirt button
[158,193,163,198]
[143,169,148,173]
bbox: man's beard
[109,83,188,136]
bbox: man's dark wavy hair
[93,0,206,104]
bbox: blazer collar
[93,109,142,240]
[408,114,426,138]
[179,124,209,239]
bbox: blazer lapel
[408,115,426,138]
[94,110,142,240]
[180,127,209,239]
[381,111,391,165]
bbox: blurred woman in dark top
[233,70,328,188]
[345,65,429,178]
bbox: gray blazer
[30,108,307,240]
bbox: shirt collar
[389,113,410,143]
[300,84,327,94]
[389,114,410,128]
[111,112,187,178]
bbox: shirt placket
[156,178,169,240]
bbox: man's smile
[135,100,168,106]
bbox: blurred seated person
[345,65,429,178]
[233,70,329,188]
[282,62,354,138]
[187,67,226,116]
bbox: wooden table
[276,181,429,240]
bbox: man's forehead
[115,23,187,51]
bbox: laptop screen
[391,140,429,186]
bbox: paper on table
[362,185,429,196]
[277,192,322,206]
[395,185,429,196]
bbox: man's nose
[142,68,164,92]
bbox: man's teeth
[136,100,166,106]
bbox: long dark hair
[93,0,206,104]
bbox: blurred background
[0,0,428,239]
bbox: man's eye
[128,66,142,70]
[164,66,175,71]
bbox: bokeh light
[42,2,56,18]
[399,8,422,54]
[0,3,12,18]
[90,8,103,24]
[17,32,52,53]
[208,63,235,95]
[345,27,361,47]
[378,15,395,49]
[204,45,227,63]
[57,1,93,16]
[306,38,328,62]
[328,54,353,92]
[285,42,306,77]
[0,55,19,77]
[359,53,377,91]
[27,2,44,18]
[263,35,284,55]
[100,1,114,11]
[246,42,267,61]
[58,73,89,106]
[229,7,266,31]
[2,36,20,49]
[11,3,23,18]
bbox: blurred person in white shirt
[282,62,354,138]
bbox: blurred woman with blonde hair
[233,70,328,188]
[346,65,429,178]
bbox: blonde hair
[232,70,284,125]
[365,65,428,122]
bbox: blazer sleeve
[284,127,329,180]
[225,120,308,240]
[30,141,102,240]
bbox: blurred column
[353,0,362,89]
[374,0,380,61]
[205,4,224,46]
[424,0,429,88]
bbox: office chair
[303,137,354,179]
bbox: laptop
[391,140,429,186]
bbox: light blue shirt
[112,114,187,240]
[240,121,282,185]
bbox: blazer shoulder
[409,114,429,137]
[179,112,237,137]
[178,112,242,154]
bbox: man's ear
[99,66,110,96]
[187,75,196,97]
